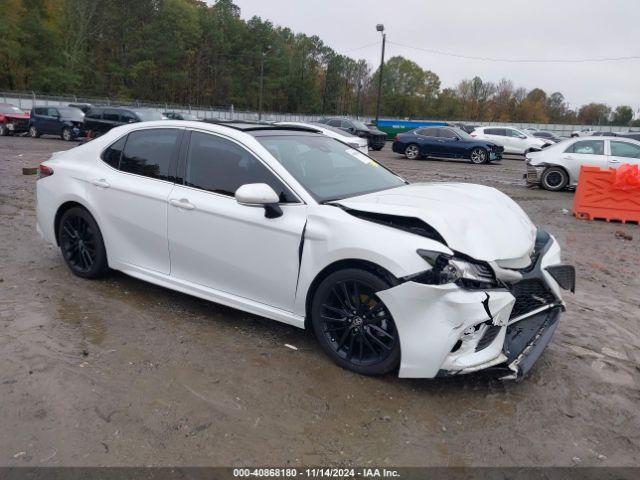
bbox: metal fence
[1,90,635,137]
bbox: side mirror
[519,135,527,139]
[235,183,282,218]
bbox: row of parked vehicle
[0,102,204,141]
[389,124,640,192]
[0,103,389,152]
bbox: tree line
[0,0,636,126]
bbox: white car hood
[334,183,537,262]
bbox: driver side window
[184,132,297,203]
[507,129,523,138]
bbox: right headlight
[412,249,498,289]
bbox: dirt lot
[1,135,639,467]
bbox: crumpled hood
[334,183,536,262]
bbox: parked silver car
[525,136,640,191]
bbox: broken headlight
[411,249,498,289]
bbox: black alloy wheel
[58,207,108,278]
[311,269,400,375]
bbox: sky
[230,0,640,114]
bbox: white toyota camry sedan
[36,121,575,380]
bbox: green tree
[611,105,633,126]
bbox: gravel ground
[1,135,639,467]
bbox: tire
[540,167,569,191]
[372,146,383,151]
[404,143,420,160]
[62,127,73,141]
[470,147,488,164]
[310,268,401,376]
[0,124,7,136]
[29,126,40,138]
[58,207,109,279]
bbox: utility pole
[375,24,386,126]
[356,80,363,118]
[258,51,266,121]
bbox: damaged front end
[376,228,575,380]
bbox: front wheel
[404,143,420,160]
[62,127,73,141]
[58,207,109,278]
[311,268,401,376]
[29,126,40,138]
[0,124,7,136]
[470,147,488,164]
[540,167,569,191]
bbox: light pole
[258,51,266,121]
[374,24,386,126]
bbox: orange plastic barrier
[572,165,640,224]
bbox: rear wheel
[404,143,420,160]
[540,167,569,191]
[29,126,40,138]
[470,147,488,164]
[58,207,108,278]
[0,124,7,136]
[311,268,400,376]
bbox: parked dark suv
[84,107,164,136]
[29,106,85,141]
[318,117,387,150]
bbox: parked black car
[84,107,164,136]
[531,130,563,143]
[68,103,93,114]
[392,126,503,164]
[163,111,199,120]
[29,106,85,141]
[318,117,386,150]
[617,132,640,141]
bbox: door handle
[609,158,620,163]
[169,198,195,210]
[91,178,110,188]
[563,156,574,161]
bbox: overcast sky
[231,0,640,114]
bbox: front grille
[510,279,556,319]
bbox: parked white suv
[472,126,550,155]
[526,136,640,191]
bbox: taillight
[38,164,54,179]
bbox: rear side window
[103,109,120,121]
[421,128,439,137]
[485,128,506,136]
[184,132,296,202]
[86,109,102,119]
[327,119,342,127]
[101,136,127,169]
[610,141,640,158]
[120,129,181,180]
[565,140,604,155]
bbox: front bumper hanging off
[377,234,575,380]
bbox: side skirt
[113,262,306,329]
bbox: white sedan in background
[526,136,640,191]
[472,126,551,155]
[276,121,369,155]
[36,120,574,380]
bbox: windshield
[133,110,164,121]
[58,107,84,120]
[449,127,472,139]
[258,135,406,202]
[310,122,357,138]
[351,120,370,130]
[0,105,25,115]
